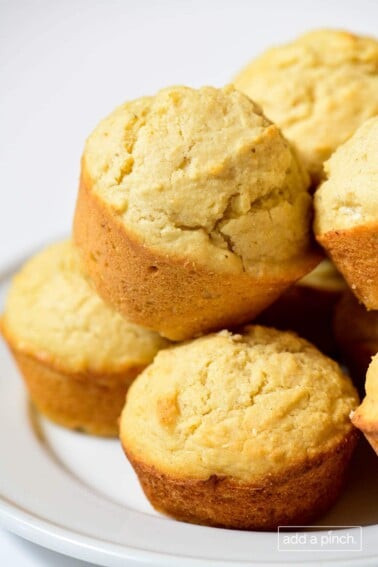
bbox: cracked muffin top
[314,116,378,234]
[120,325,358,481]
[1,240,169,374]
[234,30,378,183]
[83,85,312,275]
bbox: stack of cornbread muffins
[1,29,378,531]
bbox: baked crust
[9,347,141,437]
[316,223,378,310]
[123,430,358,530]
[73,165,321,341]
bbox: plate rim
[2,495,378,567]
[1,248,378,567]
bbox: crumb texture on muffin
[75,85,320,339]
[314,116,378,234]
[234,30,378,181]
[1,240,168,373]
[121,326,358,481]
[83,85,312,275]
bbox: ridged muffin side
[1,240,169,436]
[121,326,359,529]
[314,117,378,309]
[74,85,320,340]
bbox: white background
[1,0,377,565]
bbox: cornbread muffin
[121,326,359,529]
[257,259,346,355]
[1,240,168,436]
[351,354,378,455]
[74,85,320,340]
[314,117,378,309]
[234,29,378,183]
[334,290,378,390]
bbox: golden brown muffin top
[84,85,312,276]
[121,325,358,481]
[2,240,169,374]
[314,117,378,234]
[234,29,378,183]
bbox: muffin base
[11,349,141,437]
[123,431,358,530]
[74,165,321,341]
[317,223,378,310]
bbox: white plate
[0,259,378,567]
